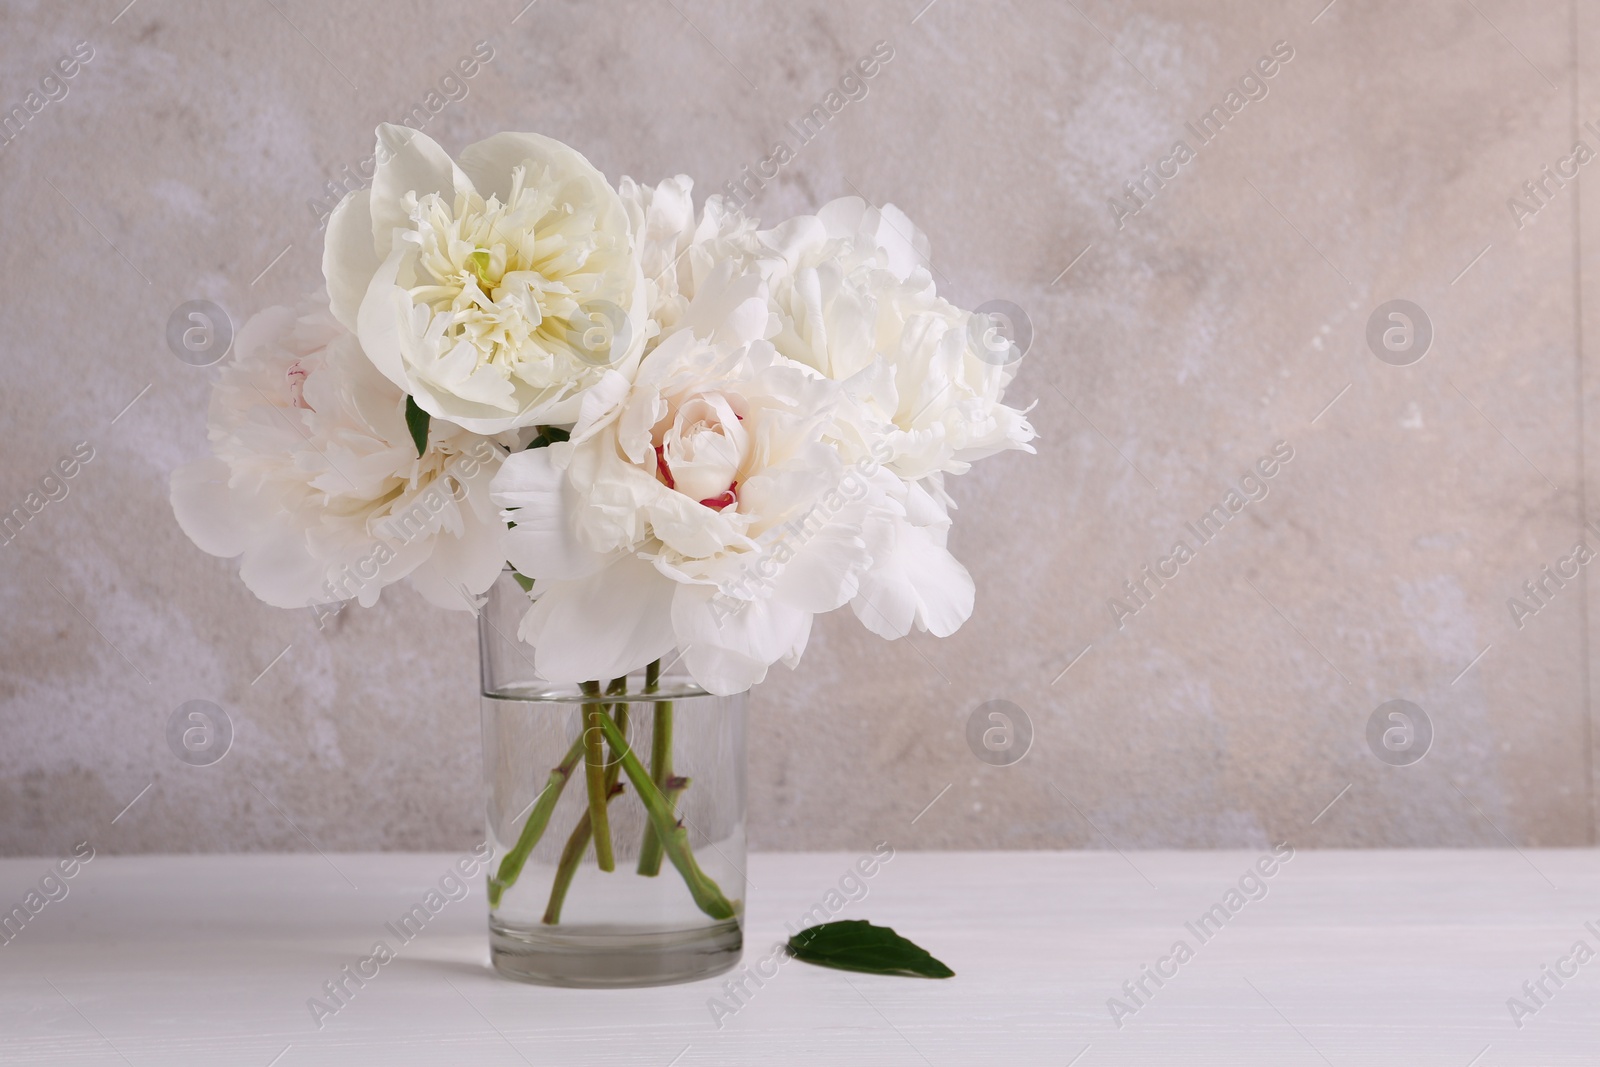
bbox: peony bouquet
[172,123,1035,920]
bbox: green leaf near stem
[526,425,570,451]
[404,395,430,458]
[786,920,955,978]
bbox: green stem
[488,733,587,909]
[542,808,591,924]
[593,707,736,920]
[541,783,622,924]
[543,677,631,925]
[637,659,676,876]
[580,680,614,872]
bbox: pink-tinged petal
[322,188,378,331]
[520,555,678,683]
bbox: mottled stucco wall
[2,0,1596,854]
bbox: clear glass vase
[478,570,746,987]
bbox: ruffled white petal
[850,518,974,639]
[495,446,612,582]
[520,553,678,682]
[671,582,813,695]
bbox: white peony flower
[618,174,761,343]
[171,300,508,613]
[756,196,1037,483]
[491,269,976,694]
[322,123,647,434]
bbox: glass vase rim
[481,677,750,702]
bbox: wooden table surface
[0,848,1595,1065]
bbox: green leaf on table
[786,920,954,978]
[404,395,430,457]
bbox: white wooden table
[1,849,1595,1065]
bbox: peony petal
[235,524,332,611]
[814,196,867,240]
[567,369,632,445]
[850,519,974,639]
[521,554,678,682]
[406,495,508,611]
[672,583,812,695]
[493,448,611,582]
[768,519,869,614]
[321,188,379,332]
[458,131,611,208]
[354,242,415,394]
[170,458,250,559]
[756,214,827,271]
[869,202,930,281]
[679,263,768,346]
[370,124,470,252]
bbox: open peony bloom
[490,268,971,693]
[756,197,1037,483]
[171,300,508,613]
[323,124,647,434]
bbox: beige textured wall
[2,0,1595,855]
